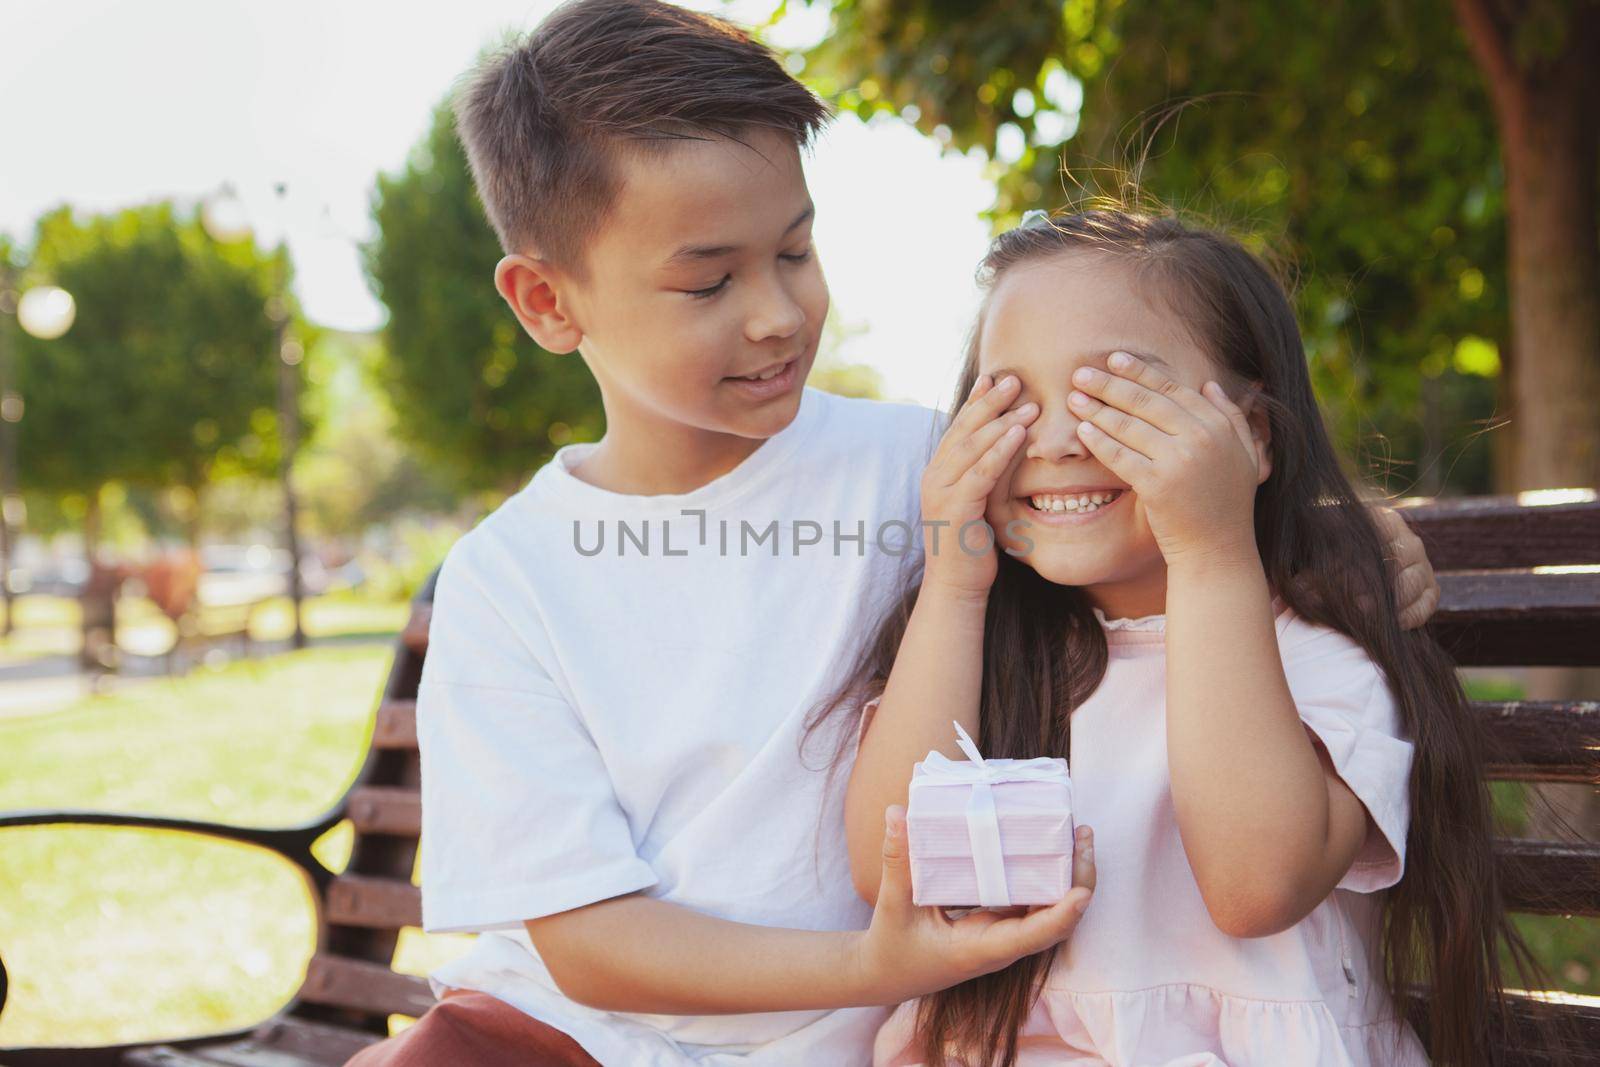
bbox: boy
[348,2,1439,1064]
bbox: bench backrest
[284,580,433,1034]
[288,495,1600,1054]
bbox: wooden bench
[118,551,269,675]
[1395,491,1600,1061]
[0,494,1596,1065]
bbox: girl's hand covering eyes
[1067,352,1265,569]
[920,374,1040,600]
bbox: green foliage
[357,517,469,603]
[802,0,1509,493]
[293,330,460,540]
[14,203,300,497]
[806,0,1082,159]
[363,103,604,495]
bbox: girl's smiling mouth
[1017,486,1128,524]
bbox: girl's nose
[1025,405,1090,462]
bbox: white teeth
[742,362,787,381]
[1029,490,1121,514]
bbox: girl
[819,209,1565,1067]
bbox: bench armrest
[0,807,343,864]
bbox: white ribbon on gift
[910,721,1069,908]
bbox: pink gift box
[906,724,1073,908]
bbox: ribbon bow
[917,721,1070,784]
[911,722,1069,908]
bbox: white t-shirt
[418,386,943,1066]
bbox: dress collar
[1092,607,1167,633]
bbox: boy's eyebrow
[663,205,815,267]
[986,349,1172,386]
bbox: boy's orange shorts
[343,988,602,1066]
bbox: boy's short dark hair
[453,0,829,273]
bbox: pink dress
[870,607,1431,1066]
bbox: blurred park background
[1,0,1596,1050]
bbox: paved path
[0,633,396,720]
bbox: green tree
[364,102,604,498]
[802,0,1595,496]
[294,330,462,539]
[14,202,295,550]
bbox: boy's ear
[1242,383,1273,485]
[495,254,583,354]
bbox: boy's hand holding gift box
[906,722,1075,907]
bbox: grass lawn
[0,614,474,1049]
[0,620,1593,1050]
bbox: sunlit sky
[1,0,1002,410]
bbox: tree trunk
[79,485,113,673]
[186,482,203,551]
[1454,0,1600,492]
[83,486,99,570]
[1500,83,1600,493]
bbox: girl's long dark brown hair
[803,209,1577,1066]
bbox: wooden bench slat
[1400,495,1600,571]
[1496,839,1600,917]
[240,1017,383,1062]
[402,604,431,655]
[298,954,435,1018]
[366,696,1599,773]
[317,841,1596,923]
[325,874,422,929]
[1406,987,1600,1065]
[1438,572,1600,614]
[1480,701,1600,782]
[126,1016,382,1067]
[127,1048,318,1067]
[371,700,417,750]
[347,786,421,838]
[1431,572,1600,666]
